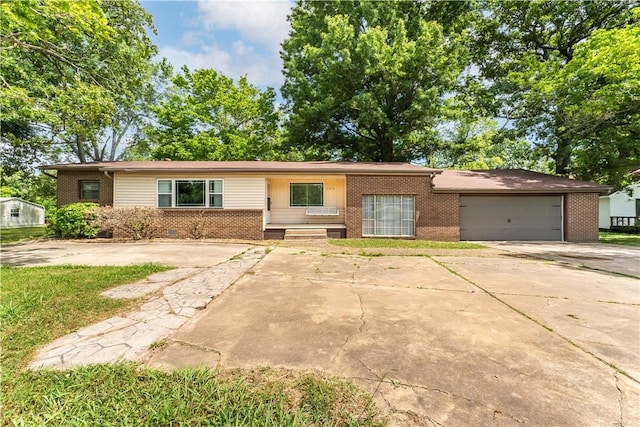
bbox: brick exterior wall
[56,170,114,207]
[345,175,459,241]
[565,193,599,242]
[154,209,263,240]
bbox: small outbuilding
[0,197,46,228]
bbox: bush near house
[48,203,99,238]
[93,206,160,240]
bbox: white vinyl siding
[268,176,345,224]
[114,173,265,209]
[363,195,415,237]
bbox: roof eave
[432,188,610,194]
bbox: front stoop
[284,228,328,240]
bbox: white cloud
[160,41,284,89]
[196,0,293,51]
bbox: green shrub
[49,203,99,238]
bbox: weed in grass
[331,238,484,250]
[359,249,384,257]
[150,338,168,350]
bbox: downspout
[41,170,57,179]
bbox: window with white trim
[290,183,323,207]
[10,208,19,218]
[362,195,415,237]
[157,179,223,208]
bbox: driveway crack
[331,292,366,362]
[614,373,625,427]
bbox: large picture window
[80,180,99,200]
[362,195,415,237]
[290,183,323,207]
[157,179,224,208]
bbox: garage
[460,195,563,241]
[432,169,611,242]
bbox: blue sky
[142,0,294,92]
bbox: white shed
[0,197,46,228]
[599,182,640,229]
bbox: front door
[265,182,271,224]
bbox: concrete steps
[284,228,328,240]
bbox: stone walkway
[31,247,267,370]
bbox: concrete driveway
[5,240,639,425]
[484,241,640,278]
[0,240,252,267]
[147,245,640,426]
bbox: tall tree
[0,0,158,167]
[471,0,638,187]
[281,0,471,162]
[144,67,285,161]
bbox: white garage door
[460,196,563,241]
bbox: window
[176,180,205,207]
[157,179,223,208]
[209,180,223,208]
[362,195,415,237]
[10,208,19,218]
[290,183,323,207]
[158,180,172,208]
[80,180,99,200]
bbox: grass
[599,231,640,247]
[329,238,484,250]
[0,225,47,244]
[0,264,171,374]
[1,264,384,426]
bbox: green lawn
[0,225,47,244]
[599,231,640,247]
[330,238,484,250]
[1,264,384,426]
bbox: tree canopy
[281,0,470,162]
[143,67,286,161]
[0,0,158,169]
[469,0,639,188]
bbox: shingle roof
[432,169,611,194]
[40,160,441,175]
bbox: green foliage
[470,0,638,188]
[431,118,552,171]
[0,168,57,218]
[281,0,470,161]
[49,203,99,238]
[556,21,640,188]
[144,67,287,161]
[0,0,159,165]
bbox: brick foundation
[152,209,264,240]
[565,193,599,242]
[345,175,458,241]
[56,170,114,207]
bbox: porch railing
[610,216,639,227]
